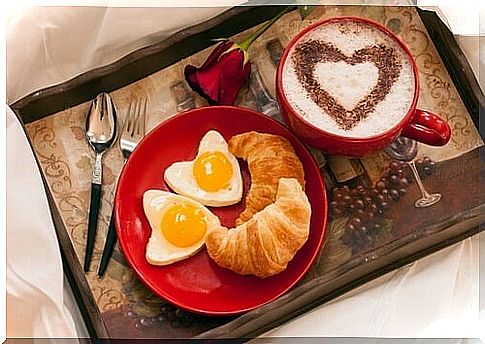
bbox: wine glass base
[415,193,441,208]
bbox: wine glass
[385,137,441,208]
[249,64,284,123]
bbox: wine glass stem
[408,161,431,199]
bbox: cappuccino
[282,19,416,138]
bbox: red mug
[276,16,451,157]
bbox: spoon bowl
[86,93,117,150]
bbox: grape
[375,194,385,204]
[348,203,356,213]
[368,204,378,214]
[356,209,365,218]
[330,201,341,217]
[346,222,355,231]
[381,189,390,201]
[359,227,372,244]
[355,199,365,209]
[356,185,366,196]
[338,157,419,252]
[332,208,342,217]
[376,181,386,191]
[334,191,343,201]
[351,217,362,227]
[371,189,380,198]
[364,211,374,222]
[337,201,346,211]
[389,189,400,201]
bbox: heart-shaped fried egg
[143,190,221,266]
[164,130,243,207]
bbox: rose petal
[218,52,251,105]
[191,69,220,104]
[184,64,207,100]
[184,41,251,105]
[200,40,233,69]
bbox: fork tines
[123,97,147,138]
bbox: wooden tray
[12,5,484,339]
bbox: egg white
[143,189,221,266]
[164,130,243,207]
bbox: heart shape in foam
[292,40,403,130]
[314,61,379,111]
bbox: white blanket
[6,107,80,338]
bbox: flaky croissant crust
[205,178,311,278]
[228,131,305,225]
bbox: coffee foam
[282,19,416,138]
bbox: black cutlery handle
[84,183,102,272]
[97,209,117,276]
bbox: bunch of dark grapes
[128,304,195,329]
[330,157,436,253]
[416,156,436,178]
[158,304,194,328]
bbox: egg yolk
[161,203,207,247]
[193,151,233,192]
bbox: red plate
[115,106,327,316]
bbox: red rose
[183,7,289,105]
[184,40,251,105]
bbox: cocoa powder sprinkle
[291,40,403,131]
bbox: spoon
[84,92,117,272]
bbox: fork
[98,97,147,276]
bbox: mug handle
[401,109,451,146]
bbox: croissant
[229,131,305,225]
[205,178,311,278]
